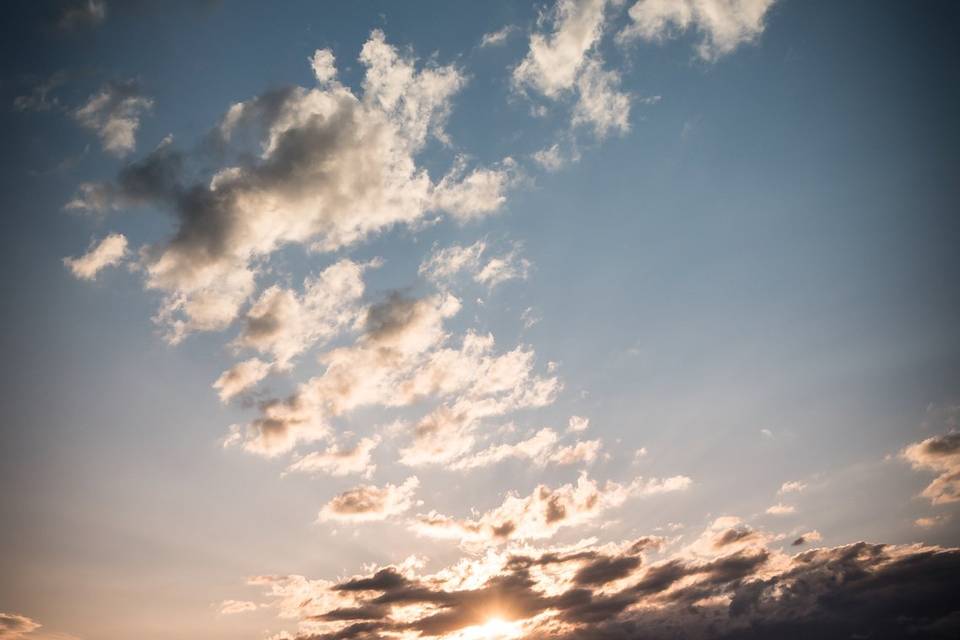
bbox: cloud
[66,31,510,343]
[419,240,530,291]
[73,80,153,156]
[765,503,795,515]
[618,0,776,61]
[901,431,960,505]
[318,476,419,522]
[57,0,107,31]
[445,428,600,471]
[790,530,822,546]
[411,472,690,545]
[572,57,630,138]
[309,49,338,84]
[915,515,949,529]
[63,232,128,280]
[531,143,567,171]
[513,0,610,98]
[242,523,960,640]
[514,0,630,138]
[213,357,271,403]
[480,25,516,48]
[0,614,41,639]
[777,480,806,494]
[13,71,68,113]
[218,600,258,615]
[568,416,589,432]
[288,436,380,478]
[232,258,376,368]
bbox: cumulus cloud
[232,258,376,368]
[514,0,631,138]
[765,503,795,515]
[57,0,107,31]
[73,80,153,156]
[915,515,949,529]
[902,431,960,505]
[618,0,776,61]
[480,25,516,48]
[213,357,271,403]
[218,600,258,615]
[445,428,600,471]
[0,613,41,639]
[568,415,589,432]
[778,480,806,494]
[531,143,568,171]
[241,521,960,640]
[66,31,510,343]
[419,240,530,290]
[318,476,419,522]
[309,49,338,84]
[411,472,690,545]
[63,232,128,280]
[288,436,380,478]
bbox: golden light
[462,615,522,640]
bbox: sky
[1,1,960,639]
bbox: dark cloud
[266,537,960,640]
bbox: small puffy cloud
[549,439,601,465]
[66,32,510,343]
[288,436,380,478]
[514,0,631,139]
[901,431,960,505]
[915,515,949,529]
[412,472,690,545]
[57,0,107,31]
[572,57,630,138]
[567,415,589,432]
[218,600,258,615]
[419,240,529,290]
[449,428,559,471]
[513,0,610,98]
[233,258,375,368]
[791,530,822,546]
[319,476,419,522]
[0,613,41,639]
[531,143,567,171]
[618,0,776,61]
[778,480,806,494]
[765,502,795,515]
[480,25,516,48]
[309,49,337,84]
[63,232,128,280]
[73,80,153,156]
[213,357,271,403]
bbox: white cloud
[419,240,529,290]
[0,613,42,639]
[901,431,960,505]
[765,502,795,515]
[309,49,337,84]
[288,436,380,478]
[514,0,631,138]
[513,0,610,98]
[411,471,691,545]
[568,415,590,432]
[480,25,516,48]
[778,480,806,494]
[531,143,567,171]
[68,31,510,343]
[212,357,271,403]
[618,0,776,61]
[73,81,153,156]
[63,232,128,280]
[318,476,419,522]
[218,600,258,615]
[232,258,375,368]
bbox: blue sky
[2,2,959,639]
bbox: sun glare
[469,616,521,640]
